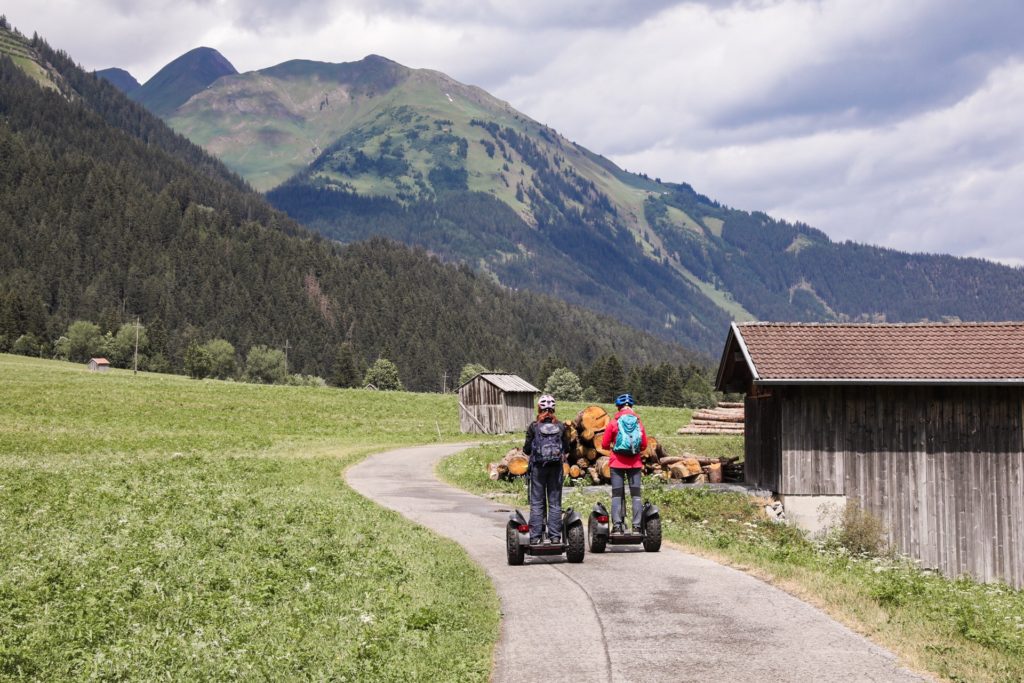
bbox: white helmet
[538,394,556,411]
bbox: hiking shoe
[612,524,624,535]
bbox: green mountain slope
[95,66,139,94]
[154,52,1024,354]
[131,46,237,117]
[0,35,695,391]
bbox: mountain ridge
[104,48,1024,354]
[0,32,696,391]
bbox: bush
[201,339,236,379]
[363,358,403,391]
[12,333,41,357]
[458,363,489,386]
[244,345,287,384]
[822,498,887,556]
[184,342,213,379]
[543,367,583,401]
[66,320,104,362]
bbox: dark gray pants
[529,462,563,542]
[611,467,642,529]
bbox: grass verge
[439,439,1024,683]
[1,354,499,680]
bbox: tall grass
[1,354,499,680]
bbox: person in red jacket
[601,393,648,534]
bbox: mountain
[130,46,237,117]
[151,52,1024,355]
[0,33,696,391]
[96,67,139,94]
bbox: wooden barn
[716,322,1024,588]
[87,358,110,372]
[458,373,540,434]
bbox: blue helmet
[614,393,635,408]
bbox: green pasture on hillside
[0,354,498,680]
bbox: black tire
[566,524,586,563]
[506,525,525,566]
[643,516,662,552]
[588,517,606,553]
[638,516,663,552]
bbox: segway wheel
[642,516,662,552]
[588,516,606,553]
[566,524,585,563]
[506,525,525,566]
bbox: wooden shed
[716,322,1024,588]
[87,358,110,372]
[458,373,540,434]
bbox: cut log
[594,444,611,458]
[707,462,723,484]
[668,457,702,479]
[717,401,744,409]
[563,462,570,477]
[693,409,744,422]
[587,466,599,482]
[506,452,530,477]
[595,455,611,481]
[569,465,581,478]
[575,405,609,442]
[659,455,685,467]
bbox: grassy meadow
[0,354,499,680]
[439,424,1024,683]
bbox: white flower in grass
[360,613,374,624]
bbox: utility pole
[133,317,140,375]
[442,370,448,394]
[283,339,291,375]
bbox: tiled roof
[734,322,1024,382]
[89,358,110,365]
[477,373,540,393]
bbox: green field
[0,354,498,680]
[439,435,1024,683]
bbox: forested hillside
[0,37,698,392]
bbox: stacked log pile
[677,401,745,435]
[486,405,744,484]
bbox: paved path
[347,444,927,683]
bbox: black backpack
[531,421,563,465]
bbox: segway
[506,481,585,565]
[587,500,661,553]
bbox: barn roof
[89,358,110,365]
[716,322,1024,391]
[463,373,540,393]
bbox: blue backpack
[613,414,642,455]
[531,421,564,464]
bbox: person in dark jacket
[601,393,648,534]
[522,394,571,544]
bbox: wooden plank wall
[503,392,537,434]
[744,391,781,491]
[458,377,537,434]
[779,385,1024,588]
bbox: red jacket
[601,407,648,469]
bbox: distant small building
[715,321,1024,589]
[458,373,540,434]
[87,358,110,372]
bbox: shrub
[244,345,287,384]
[363,358,403,391]
[543,367,583,401]
[822,498,887,556]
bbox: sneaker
[632,526,643,534]
[612,523,624,535]
[549,537,561,545]
[530,537,541,545]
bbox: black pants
[529,462,563,541]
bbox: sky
[6,0,1024,266]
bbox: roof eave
[755,378,1024,386]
